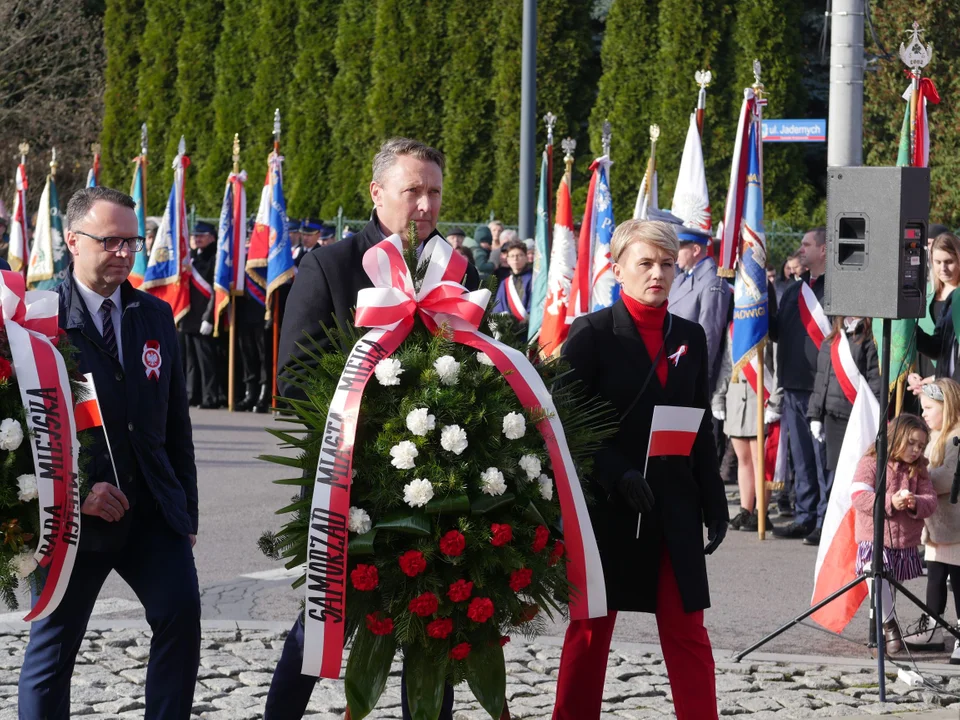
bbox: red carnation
[467,597,495,623]
[518,603,540,623]
[447,579,474,603]
[490,523,513,547]
[0,357,11,382]
[499,635,511,647]
[449,642,471,660]
[426,618,454,639]
[365,613,394,636]
[399,550,427,577]
[351,564,379,591]
[509,568,533,593]
[408,592,439,617]
[549,540,566,566]
[439,530,466,557]
[532,525,550,553]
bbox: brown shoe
[884,620,903,654]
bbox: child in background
[904,381,960,661]
[852,414,937,654]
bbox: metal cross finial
[561,137,576,161]
[695,69,713,90]
[273,109,281,145]
[900,21,932,72]
[602,119,612,157]
[178,136,186,156]
[544,112,557,146]
[753,59,762,86]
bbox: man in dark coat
[268,138,479,720]
[19,186,200,719]
[180,221,220,408]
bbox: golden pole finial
[232,133,240,174]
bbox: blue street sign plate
[761,119,827,143]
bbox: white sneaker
[903,614,945,651]
[951,637,960,665]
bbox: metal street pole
[518,0,537,240]
[827,0,865,167]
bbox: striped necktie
[100,298,118,358]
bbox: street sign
[761,119,827,143]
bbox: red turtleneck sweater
[621,294,668,386]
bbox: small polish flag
[75,373,104,432]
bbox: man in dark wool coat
[266,138,479,720]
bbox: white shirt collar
[73,274,122,318]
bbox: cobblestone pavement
[3,625,960,720]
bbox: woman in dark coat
[552,219,728,720]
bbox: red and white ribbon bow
[0,270,81,622]
[302,235,607,678]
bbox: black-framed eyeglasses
[74,230,146,253]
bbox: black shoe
[772,521,814,539]
[237,389,258,412]
[253,384,270,414]
[742,510,774,532]
[803,527,822,546]
[728,507,751,530]
[777,499,794,518]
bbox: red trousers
[552,550,718,720]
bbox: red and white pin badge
[668,345,688,367]
[142,340,162,381]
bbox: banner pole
[272,293,280,410]
[228,294,237,411]
[756,343,766,540]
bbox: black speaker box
[823,166,930,320]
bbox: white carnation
[406,408,436,436]
[433,355,461,386]
[17,474,38,502]
[403,478,435,508]
[440,425,469,455]
[480,467,507,496]
[348,506,372,535]
[477,352,495,367]
[502,412,527,440]
[374,358,404,386]
[0,418,23,452]
[14,551,37,579]
[389,440,419,470]
[518,455,542,480]
[538,474,554,501]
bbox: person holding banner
[19,186,200,720]
[553,219,727,720]
[267,138,479,720]
[180,221,220,409]
[492,239,533,323]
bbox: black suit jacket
[278,214,480,399]
[561,300,728,613]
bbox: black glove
[617,470,654,514]
[704,519,727,555]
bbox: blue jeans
[782,390,828,528]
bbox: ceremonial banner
[539,176,576,357]
[633,130,659,220]
[0,271,81,622]
[246,152,296,312]
[671,113,711,231]
[129,158,148,288]
[730,116,768,379]
[9,164,29,275]
[27,174,69,291]
[527,149,550,341]
[566,161,600,325]
[718,89,757,278]
[143,142,191,321]
[214,171,247,336]
[590,157,618,312]
[302,235,607,677]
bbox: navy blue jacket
[58,271,198,550]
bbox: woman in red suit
[554,219,729,719]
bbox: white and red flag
[539,175,576,357]
[717,89,757,277]
[811,332,879,633]
[671,113,711,232]
[9,163,29,275]
[75,373,104,432]
[645,405,705,467]
[565,163,600,327]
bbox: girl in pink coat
[852,414,937,654]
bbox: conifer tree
[168,0,223,215]
[196,0,258,216]
[246,0,299,174]
[489,0,522,223]
[321,0,378,218]
[101,0,146,191]
[439,0,499,220]
[137,0,181,212]
[284,0,341,219]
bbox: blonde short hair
[610,219,680,264]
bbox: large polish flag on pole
[538,175,577,357]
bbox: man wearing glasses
[18,186,200,720]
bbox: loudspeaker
[823,166,930,319]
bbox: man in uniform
[667,226,730,394]
[267,138,480,720]
[180,221,220,408]
[19,186,200,719]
